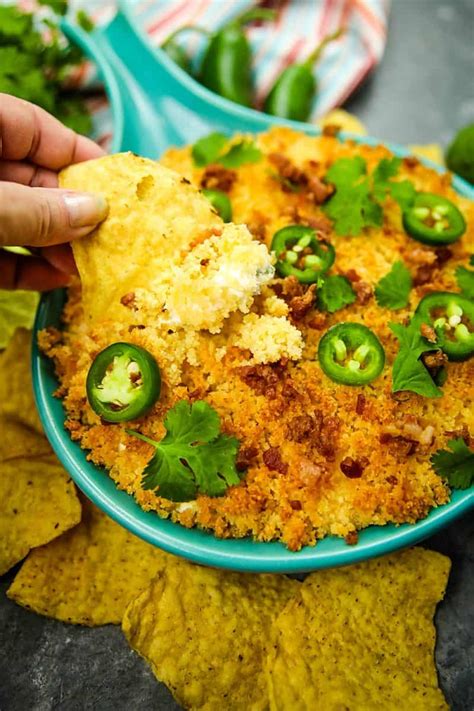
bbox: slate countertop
[1,1,473,709]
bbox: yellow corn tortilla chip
[122,562,299,710]
[60,153,221,323]
[317,108,367,135]
[409,144,444,166]
[0,416,51,461]
[265,547,450,710]
[8,496,171,625]
[0,454,81,575]
[0,328,43,434]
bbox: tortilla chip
[122,562,299,710]
[8,496,171,625]
[265,548,450,710]
[60,153,221,323]
[0,416,51,461]
[317,109,367,135]
[0,454,81,575]
[0,328,43,434]
[409,144,444,166]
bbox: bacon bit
[268,152,333,204]
[306,175,333,205]
[312,412,340,461]
[344,269,361,283]
[419,425,435,446]
[282,381,300,400]
[200,258,210,267]
[403,156,419,169]
[422,350,448,370]
[238,362,286,399]
[289,284,316,321]
[413,265,436,286]
[200,164,236,192]
[344,530,359,545]
[272,275,304,301]
[322,124,340,137]
[340,456,367,479]
[120,292,136,309]
[287,414,315,443]
[379,433,418,456]
[289,500,302,511]
[353,280,373,305]
[356,394,366,415]
[268,152,306,186]
[435,247,453,266]
[236,445,258,472]
[307,312,328,330]
[420,323,437,343]
[386,475,398,485]
[263,447,288,475]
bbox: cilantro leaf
[372,157,416,210]
[455,265,474,299]
[431,438,474,489]
[389,315,443,398]
[218,139,262,168]
[191,132,228,167]
[323,155,415,236]
[127,400,241,502]
[317,275,356,313]
[375,261,412,310]
[192,133,262,168]
[323,157,383,236]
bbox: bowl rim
[32,127,474,574]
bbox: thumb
[0,181,108,248]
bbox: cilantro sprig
[192,132,262,168]
[0,3,93,134]
[322,156,416,236]
[127,400,242,502]
[431,438,474,489]
[375,261,412,310]
[389,314,443,398]
[317,275,356,313]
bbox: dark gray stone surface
[1,1,473,709]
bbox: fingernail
[63,193,108,228]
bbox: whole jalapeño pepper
[264,28,343,122]
[86,343,161,423]
[200,8,276,106]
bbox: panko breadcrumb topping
[41,128,473,551]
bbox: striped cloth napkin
[16,0,390,145]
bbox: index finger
[0,93,105,170]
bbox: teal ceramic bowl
[33,13,474,573]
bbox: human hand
[0,93,108,290]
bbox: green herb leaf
[323,155,416,236]
[217,140,262,168]
[375,261,412,310]
[317,275,356,313]
[431,438,474,489]
[322,157,383,236]
[389,315,443,398]
[76,10,95,32]
[455,265,474,299]
[127,400,241,502]
[191,132,229,167]
[191,133,262,169]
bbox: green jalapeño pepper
[202,188,232,222]
[318,323,385,386]
[200,8,276,106]
[86,343,161,423]
[403,192,466,245]
[416,292,474,361]
[161,26,210,73]
[264,29,343,122]
[271,225,335,283]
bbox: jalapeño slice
[202,188,232,222]
[86,343,161,423]
[403,192,466,245]
[271,225,335,283]
[416,292,474,361]
[318,323,385,386]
